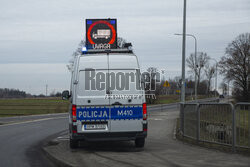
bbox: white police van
[62,48,147,148]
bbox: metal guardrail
[235,103,250,149]
[180,102,250,152]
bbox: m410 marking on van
[117,110,133,116]
[111,106,143,120]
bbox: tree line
[0,88,26,98]
[0,88,62,98]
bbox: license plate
[83,124,107,130]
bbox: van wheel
[135,138,145,148]
[70,139,78,149]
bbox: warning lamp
[143,103,147,120]
[72,105,77,122]
[81,47,87,53]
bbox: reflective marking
[77,106,143,121]
[77,107,109,121]
[0,116,67,127]
[148,118,163,121]
[111,106,142,120]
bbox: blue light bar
[82,47,87,53]
[110,20,116,24]
[87,20,92,25]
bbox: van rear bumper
[71,131,147,141]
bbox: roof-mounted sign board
[86,19,117,50]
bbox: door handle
[112,102,122,106]
[106,90,112,94]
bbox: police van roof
[81,48,133,55]
[78,52,139,69]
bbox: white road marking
[57,138,69,141]
[148,118,163,121]
[57,136,69,141]
[57,136,69,139]
[0,113,67,120]
[0,116,67,127]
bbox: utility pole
[181,0,187,103]
[210,58,218,97]
[228,80,230,102]
[46,84,48,96]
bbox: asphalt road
[0,114,68,167]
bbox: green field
[0,98,69,117]
[155,95,208,104]
[155,95,180,104]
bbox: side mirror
[62,90,70,100]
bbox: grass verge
[155,95,210,104]
[0,98,69,117]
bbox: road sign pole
[181,0,187,103]
[194,36,197,102]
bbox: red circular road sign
[87,20,116,45]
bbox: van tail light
[72,105,77,122]
[143,103,147,120]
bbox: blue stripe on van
[77,107,109,121]
[111,106,143,120]
[76,106,143,121]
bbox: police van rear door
[75,54,110,132]
[108,54,144,132]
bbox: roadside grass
[0,98,69,117]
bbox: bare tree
[67,40,85,72]
[218,33,250,101]
[204,64,216,94]
[186,52,210,92]
[117,37,127,48]
[142,67,161,104]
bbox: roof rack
[82,48,133,55]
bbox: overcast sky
[0,0,249,94]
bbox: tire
[135,138,145,148]
[70,138,78,149]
